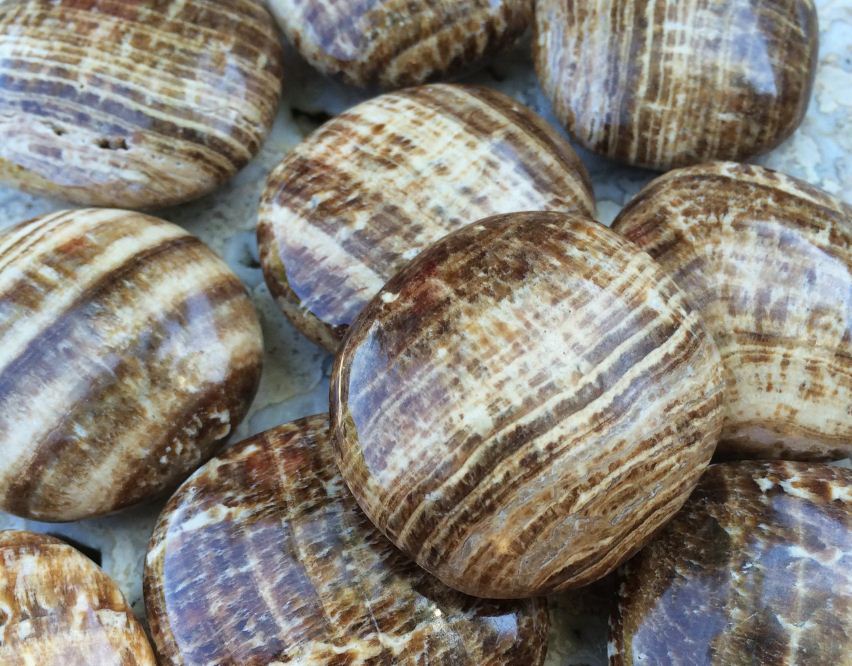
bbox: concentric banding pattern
[144,415,549,665]
[331,212,726,598]
[613,162,851,460]
[0,0,283,208]
[0,209,263,521]
[610,461,852,665]
[258,83,594,350]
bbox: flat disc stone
[0,0,283,208]
[534,0,818,170]
[268,0,532,88]
[0,208,263,521]
[613,162,852,461]
[0,530,156,664]
[331,211,726,598]
[610,461,852,665]
[258,83,594,350]
[144,414,549,665]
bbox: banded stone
[610,461,852,665]
[0,208,263,521]
[331,211,726,598]
[144,414,549,665]
[613,162,852,460]
[0,0,283,208]
[257,83,594,350]
[534,0,818,170]
[0,530,156,664]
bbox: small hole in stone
[51,126,66,136]
[96,137,129,151]
[47,533,102,566]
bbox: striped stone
[0,208,263,521]
[610,461,852,665]
[269,0,532,88]
[613,162,852,460]
[144,414,549,665]
[0,0,283,208]
[534,0,818,170]
[0,530,156,664]
[331,211,726,599]
[258,83,594,350]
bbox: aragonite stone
[0,530,156,664]
[610,461,852,665]
[331,211,726,599]
[613,162,851,460]
[0,208,263,521]
[258,83,594,350]
[534,0,818,170]
[268,0,532,88]
[0,0,283,208]
[144,415,549,665]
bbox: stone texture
[0,208,263,521]
[613,162,851,460]
[610,461,852,666]
[144,414,549,665]
[331,211,726,599]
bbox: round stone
[144,414,549,665]
[0,530,156,663]
[0,0,283,208]
[269,0,532,88]
[610,461,852,665]
[258,83,594,350]
[613,162,852,460]
[331,211,726,599]
[534,0,818,170]
[0,208,263,521]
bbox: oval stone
[331,211,726,598]
[144,414,549,665]
[269,0,532,88]
[0,530,156,664]
[0,0,283,208]
[258,84,594,350]
[0,208,263,521]
[534,0,818,170]
[613,162,852,460]
[610,461,852,665]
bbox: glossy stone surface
[0,209,263,521]
[0,530,156,664]
[258,83,594,350]
[534,0,818,170]
[331,211,726,599]
[144,414,549,665]
[0,0,283,208]
[269,0,532,88]
[610,461,852,665]
[613,162,851,460]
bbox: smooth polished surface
[614,162,851,460]
[258,83,594,350]
[0,209,263,521]
[144,415,549,665]
[610,461,852,665]
[534,0,818,170]
[269,0,532,88]
[331,211,726,598]
[0,0,283,208]
[0,530,156,665]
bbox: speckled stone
[258,83,594,350]
[144,414,549,665]
[331,211,726,599]
[610,461,852,665]
[0,530,156,664]
[0,208,263,521]
[0,0,283,208]
[613,162,851,461]
[534,0,818,170]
